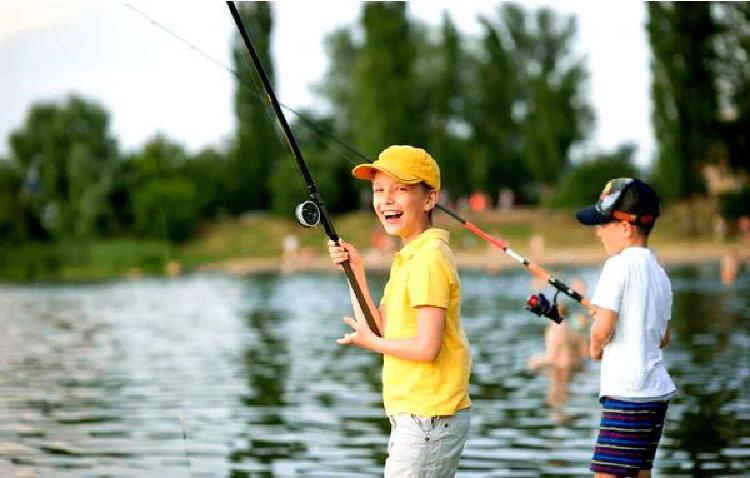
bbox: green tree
[508,5,593,193]
[351,2,421,155]
[8,96,119,239]
[647,2,719,205]
[316,28,359,144]
[467,10,525,201]
[184,147,227,220]
[422,14,472,202]
[270,111,358,216]
[128,136,198,242]
[469,4,592,203]
[714,2,750,174]
[0,159,42,242]
[315,3,425,208]
[226,1,282,213]
[550,144,639,208]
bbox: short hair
[420,182,434,225]
[636,221,655,236]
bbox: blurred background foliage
[1,2,749,278]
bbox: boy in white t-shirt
[576,178,676,478]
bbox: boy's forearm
[660,327,670,348]
[589,334,604,360]
[366,336,440,362]
[589,307,616,361]
[590,326,611,360]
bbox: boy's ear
[622,221,638,238]
[424,189,439,211]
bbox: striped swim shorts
[590,397,670,477]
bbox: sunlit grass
[0,199,739,281]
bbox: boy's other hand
[336,315,376,349]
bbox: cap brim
[575,205,611,225]
[351,164,421,183]
[351,164,377,181]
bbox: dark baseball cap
[575,178,661,226]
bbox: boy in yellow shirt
[328,145,472,477]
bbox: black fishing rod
[225,1,381,337]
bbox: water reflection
[658,264,750,477]
[0,265,747,477]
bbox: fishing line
[124,2,360,194]
[125,2,310,194]
[179,411,193,477]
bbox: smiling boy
[577,178,676,478]
[328,145,471,477]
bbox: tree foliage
[549,145,639,208]
[8,96,119,239]
[467,4,593,202]
[5,1,749,257]
[269,111,354,216]
[423,15,472,201]
[226,1,282,213]
[511,6,592,187]
[467,11,525,199]
[647,2,719,202]
[714,2,750,174]
[127,136,199,242]
[351,2,421,155]
[0,160,42,242]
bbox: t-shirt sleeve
[407,248,451,309]
[591,256,624,312]
[380,279,391,307]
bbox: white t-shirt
[591,246,676,399]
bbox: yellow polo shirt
[381,228,472,416]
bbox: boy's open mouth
[383,211,403,221]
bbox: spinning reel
[526,290,563,324]
[295,200,321,228]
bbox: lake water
[0,264,748,477]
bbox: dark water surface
[0,264,748,477]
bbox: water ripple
[0,265,747,476]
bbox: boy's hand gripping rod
[436,204,591,324]
[226,1,380,336]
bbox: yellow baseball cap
[352,145,441,190]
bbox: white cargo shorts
[384,408,470,478]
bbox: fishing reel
[526,291,563,324]
[295,200,321,228]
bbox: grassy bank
[183,199,748,273]
[0,241,174,282]
[1,200,745,282]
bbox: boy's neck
[401,224,431,245]
[622,235,648,250]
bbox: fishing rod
[225,1,381,337]
[436,205,589,323]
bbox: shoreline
[197,241,750,276]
